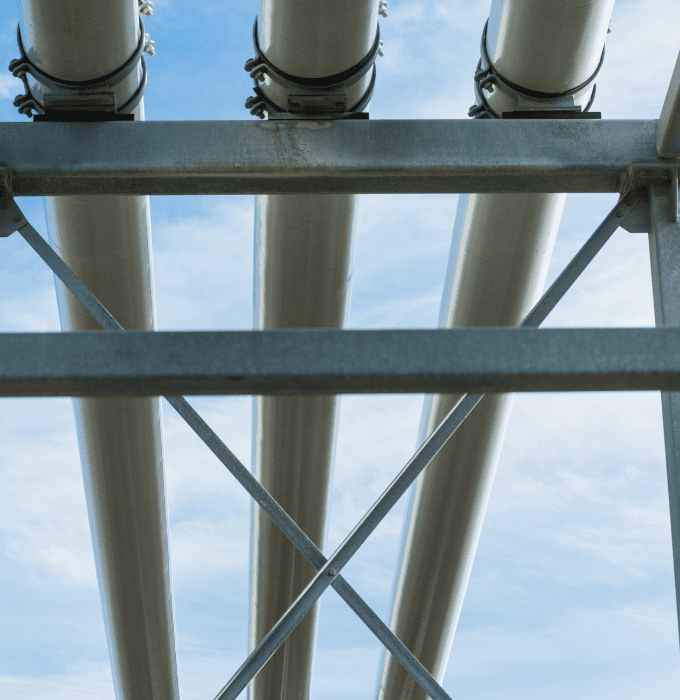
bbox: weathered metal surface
[649,182,680,642]
[657,49,680,157]
[3,327,680,396]
[0,119,658,196]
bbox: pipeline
[377,2,615,699]
[15,1,179,699]
[248,1,380,699]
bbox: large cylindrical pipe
[250,3,377,700]
[377,2,614,699]
[18,2,179,700]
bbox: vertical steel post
[649,181,680,639]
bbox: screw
[616,211,624,218]
[13,215,21,222]
[327,568,336,577]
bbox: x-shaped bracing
[0,187,640,700]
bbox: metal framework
[2,56,680,700]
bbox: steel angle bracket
[0,187,28,238]
[617,162,679,233]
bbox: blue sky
[1,0,680,698]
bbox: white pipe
[18,2,179,700]
[250,2,377,699]
[377,2,614,699]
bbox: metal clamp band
[244,18,380,119]
[469,19,604,119]
[8,16,149,119]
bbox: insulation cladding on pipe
[249,2,379,700]
[16,2,179,700]
[377,2,615,700]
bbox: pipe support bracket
[618,163,679,233]
[244,18,380,119]
[8,17,151,120]
[469,19,604,119]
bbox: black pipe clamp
[244,18,381,120]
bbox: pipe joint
[469,20,604,119]
[244,18,379,120]
[8,17,151,120]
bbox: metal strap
[8,17,148,118]
[469,19,604,119]
[243,17,380,118]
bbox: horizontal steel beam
[0,119,659,196]
[2,327,680,396]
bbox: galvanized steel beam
[3,327,680,397]
[0,118,659,196]
[657,48,680,157]
[649,181,680,642]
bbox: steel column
[649,182,680,641]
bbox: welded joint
[618,163,679,232]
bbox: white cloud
[151,196,254,331]
[170,518,248,578]
[0,663,114,700]
[0,74,21,100]
[446,601,680,699]
[0,399,96,587]
[3,0,680,698]
[311,646,382,700]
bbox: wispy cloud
[0,663,114,700]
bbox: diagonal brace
[212,188,640,700]
[0,196,455,700]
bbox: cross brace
[0,186,651,698]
